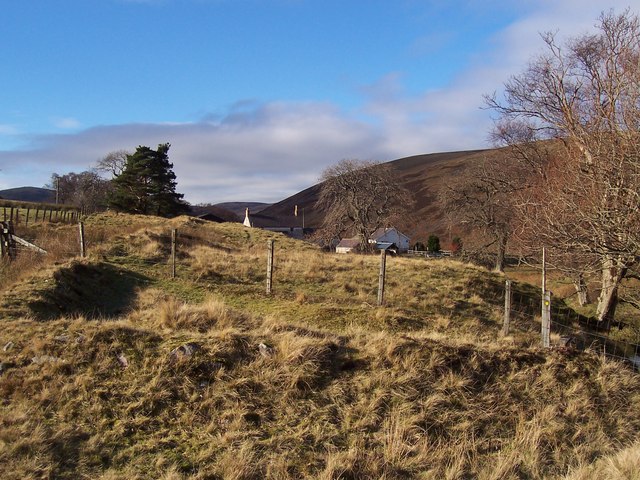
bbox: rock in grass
[31,355,62,365]
[115,352,129,369]
[258,342,274,358]
[169,342,201,362]
[2,341,14,352]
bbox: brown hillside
[257,148,496,244]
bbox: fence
[1,202,80,226]
[406,249,452,258]
[3,219,639,371]
[502,279,640,369]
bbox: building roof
[336,237,361,249]
[370,227,409,241]
[375,242,398,251]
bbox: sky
[0,0,635,204]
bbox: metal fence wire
[506,281,640,370]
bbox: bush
[427,235,441,252]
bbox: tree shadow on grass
[28,261,150,320]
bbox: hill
[0,212,638,478]
[0,186,55,203]
[214,201,271,218]
[255,148,491,244]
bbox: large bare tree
[487,9,640,323]
[315,159,413,251]
[440,154,521,272]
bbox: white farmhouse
[336,228,411,254]
[369,228,410,252]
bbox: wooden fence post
[541,290,551,348]
[171,228,177,279]
[377,249,387,306]
[25,208,30,227]
[266,239,275,294]
[79,222,86,258]
[0,222,6,258]
[503,279,512,336]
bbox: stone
[115,352,129,369]
[258,342,274,358]
[31,355,62,365]
[170,342,201,362]
[2,341,14,352]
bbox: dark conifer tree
[109,143,188,217]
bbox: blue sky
[0,0,634,203]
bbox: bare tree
[440,155,518,272]
[315,159,413,251]
[96,150,129,178]
[486,9,640,323]
[47,171,112,213]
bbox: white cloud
[51,117,82,129]
[0,124,19,135]
[0,102,393,203]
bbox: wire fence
[504,280,640,370]
[4,220,640,371]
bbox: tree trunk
[494,234,507,272]
[596,256,626,325]
[573,273,589,306]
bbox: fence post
[79,222,86,258]
[541,290,551,348]
[377,249,387,306]
[0,222,6,258]
[171,228,177,279]
[503,280,512,335]
[266,239,275,294]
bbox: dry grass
[0,212,639,478]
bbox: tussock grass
[0,213,639,478]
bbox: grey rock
[170,342,201,362]
[258,342,274,358]
[31,355,62,365]
[115,352,129,369]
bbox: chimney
[243,207,252,228]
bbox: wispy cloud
[51,117,82,129]
[0,124,19,136]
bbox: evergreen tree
[427,235,441,253]
[108,143,188,217]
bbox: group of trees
[50,143,187,217]
[443,9,640,324]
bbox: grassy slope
[0,213,639,479]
